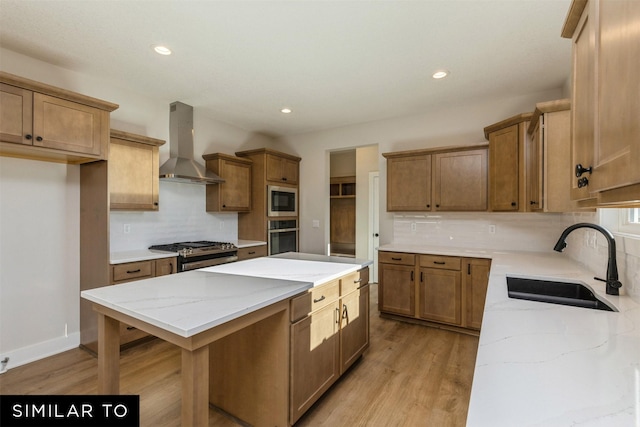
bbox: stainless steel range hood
[159,101,225,184]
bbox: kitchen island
[379,244,640,426]
[81,253,371,426]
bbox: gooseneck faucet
[553,223,622,295]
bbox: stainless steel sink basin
[506,276,616,312]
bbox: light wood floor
[0,284,479,426]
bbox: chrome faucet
[553,223,622,295]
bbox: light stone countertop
[82,255,371,338]
[378,244,640,426]
[111,249,178,264]
[235,239,267,248]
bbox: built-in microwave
[267,185,297,217]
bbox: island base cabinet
[209,308,290,427]
[340,284,370,373]
[290,301,341,424]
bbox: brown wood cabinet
[562,0,640,205]
[109,130,165,211]
[289,268,369,424]
[526,100,581,212]
[203,153,252,212]
[383,145,488,212]
[0,72,117,164]
[484,114,531,212]
[235,148,301,244]
[330,176,356,257]
[378,250,490,333]
[237,245,267,261]
[266,153,299,185]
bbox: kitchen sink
[506,276,616,312]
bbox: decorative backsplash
[110,181,238,252]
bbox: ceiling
[0,0,572,136]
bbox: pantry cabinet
[383,144,488,212]
[109,129,165,211]
[484,113,532,212]
[0,72,117,164]
[203,153,252,212]
[378,250,490,333]
[562,0,640,205]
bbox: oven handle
[268,228,298,233]
[181,255,238,271]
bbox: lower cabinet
[237,245,267,261]
[290,268,370,424]
[110,257,177,346]
[379,251,490,332]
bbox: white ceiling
[0,0,572,136]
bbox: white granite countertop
[272,251,373,266]
[82,254,371,338]
[379,244,640,426]
[111,249,177,264]
[235,239,266,248]
[201,255,369,286]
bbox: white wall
[0,48,275,370]
[355,145,378,259]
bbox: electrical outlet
[312,220,320,228]
[589,231,597,248]
[219,221,225,229]
[489,225,496,234]
[411,222,417,232]
[123,224,131,234]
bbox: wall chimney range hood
[159,101,225,184]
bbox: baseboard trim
[0,332,80,373]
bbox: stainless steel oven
[268,219,298,255]
[267,185,297,217]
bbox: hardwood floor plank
[0,283,478,426]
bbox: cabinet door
[282,157,299,185]
[109,137,159,210]
[387,154,431,211]
[527,121,542,211]
[489,124,520,211]
[155,257,176,276]
[463,258,491,330]
[290,301,340,424]
[379,263,415,316]
[0,83,32,145]
[418,268,461,325]
[220,158,252,211]
[433,148,487,211]
[330,198,355,244]
[592,0,640,193]
[266,154,299,184]
[340,284,369,374]
[570,4,596,201]
[32,93,104,156]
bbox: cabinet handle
[222,204,226,208]
[575,164,592,177]
[411,271,414,281]
[248,251,256,255]
[126,326,136,331]
[169,263,173,274]
[313,295,326,303]
[468,264,471,275]
[420,272,423,282]
[36,136,43,142]
[25,134,32,140]
[282,177,287,181]
[391,257,402,261]
[433,261,446,265]
[426,204,430,208]
[342,304,348,321]
[354,278,362,283]
[577,177,589,188]
[436,204,440,208]
[336,307,341,324]
[126,269,141,274]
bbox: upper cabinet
[203,153,252,212]
[109,129,165,211]
[384,145,488,212]
[0,72,118,164]
[562,0,640,205]
[526,99,580,213]
[484,113,531,212]
[266,152,299,185]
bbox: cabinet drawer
[419,255,461,271]
[112,261,154,282]
[237,245,267,260]
[378,252,416,266]
[291,279,340,322]
[341,270,365,295]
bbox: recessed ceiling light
[281,108,292,114]
[153,45,172,56]
[432,70,449,79]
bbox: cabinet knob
[426,204,430,208]
[511,202,517,207]
[25,134,32,140]
[36,136,43,142]
[530,201,536,205]
[222,204,226,208]
[282,177,287,181]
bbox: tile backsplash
[110,181,238,252]
[392,211,639,300]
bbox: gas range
[149,241,238,272]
